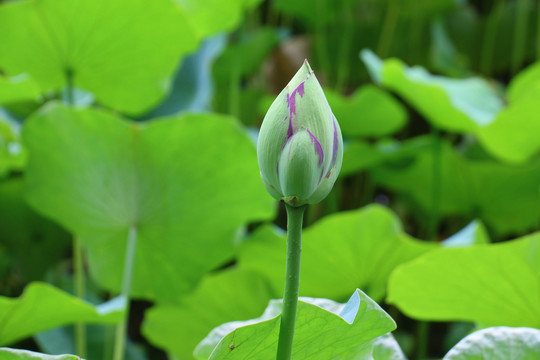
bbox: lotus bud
[257,60,343,207]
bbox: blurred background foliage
[1,0,540,359]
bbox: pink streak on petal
[306,129,324,166]
[331,116,339,165]
[325,116,339,179]
[286,81,306,139]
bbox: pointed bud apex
[257,60,343,207]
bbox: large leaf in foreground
[142,269,274,360]
[388,234,540,327]
[361,50,503,133]
[443,327,540,360]
[23,104,274,301]
[0,282,122,346]
[0,0,197,115]
[239,205,434,302]
[0,348,79,360]
[195,290,396,360]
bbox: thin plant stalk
[377,2,399,58]
[427,129,442,242]
[276,204,306,360]
[480,0,504,76]
[103,325,114,360]
[73,237,87,359]
[228,21,245,119]
[537,1,540,60]
[65,68,87,359]
[112,225,138,360]
[408,17,424,65]
[229,59,241,119]
[511,0,531,75]
[65,67,75,106]
[416,321,429,360]
[359,173,375,207]
[315,0,331,80]
[335,2,353,92]
[418,129,443,360]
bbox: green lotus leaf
[443,327,540,360]
[23,103,275,301]
[239,205,434,302]
[0,282,123,346]
[194,289,396,360]
[388,233,540,327]
[0,348,80,360]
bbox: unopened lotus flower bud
[257,60,343,207]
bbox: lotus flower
[257,60,343,207]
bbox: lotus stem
[276,204,306,360]
[112,225,138,360]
